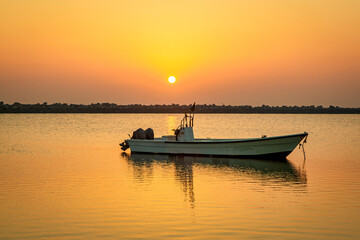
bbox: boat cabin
[162,112,195,142]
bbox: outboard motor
[120,128,155,151]
[131,128,146,139]
[144,128,154,140]
[119,140,129,150]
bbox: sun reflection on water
[166,116,176,135]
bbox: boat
[120,103,308,160]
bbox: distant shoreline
[1,102,359,114]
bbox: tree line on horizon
[0,101,359,114]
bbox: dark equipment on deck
[120,127,154,151]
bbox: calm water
[0,114,360,239]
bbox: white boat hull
[126,133,308,159]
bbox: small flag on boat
[190,102,196,112]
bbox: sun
[168,76,176,84]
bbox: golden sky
[0,0,359,106]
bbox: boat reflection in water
[121,152,307,207]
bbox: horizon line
[1,101,359,109]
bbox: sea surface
[0,114,359,239]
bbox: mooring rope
[299,135,308,161]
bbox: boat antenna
[190,102,195,112]
[190,102,195,127]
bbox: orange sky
[0,0,359,106]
